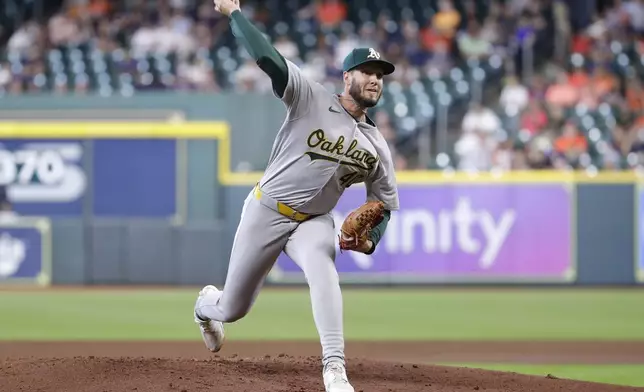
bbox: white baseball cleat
[194,285,225,353]
[323,362,355,392]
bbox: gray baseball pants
[195,187,345,366]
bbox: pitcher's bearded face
[346,64,384,108]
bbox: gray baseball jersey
[259,59,400,215]
[196,57,399,374]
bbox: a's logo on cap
[367,48,381,59]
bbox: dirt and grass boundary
[2,340,643,392]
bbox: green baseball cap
[342,48,395,75]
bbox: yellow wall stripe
[1,121,642,185]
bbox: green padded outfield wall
[0,93,641,286]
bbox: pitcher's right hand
[213,0,240,17]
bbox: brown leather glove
[338,201,385,252]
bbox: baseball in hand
[213,0,240,17]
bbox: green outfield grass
[0,288,641,341]
[444,364,644,387]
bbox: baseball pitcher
[194,1,399,391]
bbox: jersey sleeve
[273,59,315,119]
[365,158,400,211]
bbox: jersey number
[340,172,365,188]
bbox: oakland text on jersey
[305,129,379,172]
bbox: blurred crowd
[1,0,643,171]
[452,0,644,173]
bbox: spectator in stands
[334,32,359,68]
[433,0,461,42]
[299,50,327,82]
[567,64,589,88]
[374,111,402,155]
[510,149,530,169]
[611,124,634,158]
[455,102,503,172]
[156,13,197,56]
[192,21,215,51]
[499,74,529,113]
[626,0,644,32]
[605,0,638,36]
[527,74,548,101]
[577,84,600,110]
[315,0,347,29]
[177,55,219,91]
[130,15,159,55]
[457,21,493,60]
[571,30,594,55]
[508,0,531,15]
[92,19,118,52]
[375,11,400,48]
[273,35,300,61]
[491,139,514,171]
[66,0,112,21]
[626,77,644,114]
[2,0,644,172]
[462,102,502,135]
[356,22,379,50]
[424,40,453,76]
[479,14,503,53]
[545,71,579,109]
[401,20,429,67]
[590,65,618,99]
[7,21,41,56]
[454,127,498,171]
[197,0,226,28]
[554,121,588,167]
[170,6,194,36]
[420,23,449,53]
[390,57,421,87]
[525,132,556,169]
[493,0,518,48]
[48,9,85,47]
[234,58,271,93]
[520,100,548,136]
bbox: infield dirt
[1,341,643,392]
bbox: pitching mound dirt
[2,355,642,392]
